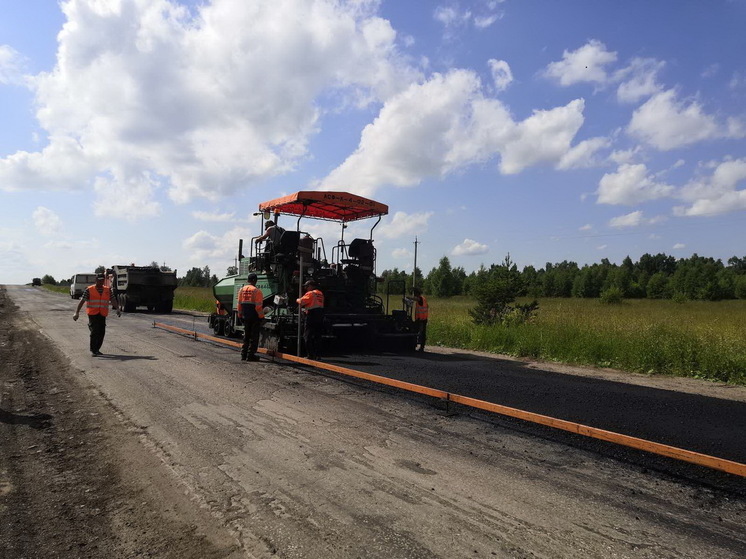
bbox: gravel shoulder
[0,287,242,558]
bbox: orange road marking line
[153,322,746,478]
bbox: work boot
[246,354,260,361]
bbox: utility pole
[413,236,419,290]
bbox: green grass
[428,297,746,385]
[42,284,70,296]
[173,287,216,313]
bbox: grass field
[428,297,746,385]
[45,284,746,384]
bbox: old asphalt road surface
[1,285,744,558]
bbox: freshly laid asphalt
[331,350,746,465]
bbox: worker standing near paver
[73,273,121,356]
[406,287,428,352]
[297,279,324,360]
[238,273,264,361]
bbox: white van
[70,273,98,299]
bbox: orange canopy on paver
[258,191,388,223]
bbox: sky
[1,0,745,285]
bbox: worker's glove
[73,313,79,322]
[116,309,122,317]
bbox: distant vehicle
[69,273,98,299]
[32,278,42,286]
[111,264,178,313]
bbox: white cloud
[32,206,63,236]
[608,210,662,228]
[499,99,587,174]
[544,39,617,86]
[434,4,502,31]
[676,157,746,216]
[0,45,26,85]
[557,136,610,170]
[452,238,488,256]
[597,163,674,205]
[192,210,236,222]
[627,89,744,150]
[93,170,161,220]
[182,225,252,263]
[673,243,686,250]
[579,224,592,231]
[609,211,642,228]
[488,59,512,91]
[0,0,421,217]
[730,71,746,91]
[614,57,664,103]
[597,244,607,250]
[392,248,412,259]
[321,70,588,194]
[434,6,471,28]
[609,147,641,165]
[378,211,433,240]
[474,15,500,29]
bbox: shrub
[599,287,624,305]
[671,292,689,304]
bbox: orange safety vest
[238,284,264,318]
[215,300,228,315]
[297,289,324,313]
[86,285,112,317]
[415,295,428,321]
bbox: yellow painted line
[153,321,746,478]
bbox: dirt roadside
[0,288,242,558]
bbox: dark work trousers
[302,309,324,359]
[241,306,261,359]
[415,319,427,350]
[88,314,107,353]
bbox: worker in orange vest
[73,273,121,356]
[215,300,228,316]
[406,287,428,352]
[297,279,324,360]
[237,273,264,361]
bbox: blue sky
[1,0,745,285]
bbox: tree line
[380,253,746,301]
[39,253,746,301]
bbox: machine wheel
[213,319,225,336]
[156,301,173,313]
[224,321,234,338]
[120,294,137,313]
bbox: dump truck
[110,264,177,313]
[208,191,418,354]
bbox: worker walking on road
[406,287,428,352]
[73,273,121,356]
[297,279,324,360]
[238,273,264,362]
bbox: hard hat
[303,279,317,287]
